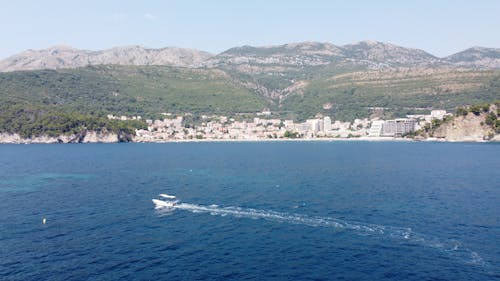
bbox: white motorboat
[152,198,178,209]
[152,193,179,209]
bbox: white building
[381,118,417,137]
[368,120,385,137]
[294,123,311,132]
[430,110,447,120]
[306,119,320,132]
[284,120,294,130]
[331,121,351,130]
[323,116,332,132]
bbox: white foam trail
[156,201,488,267]
[172,203,398,235]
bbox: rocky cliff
[0,130,134,144]
[432,114,494,141]
[430,104,499,142]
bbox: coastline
[133,136,414,143]
[1,133,498,144]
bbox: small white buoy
[42,217,47,224]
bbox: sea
[0,142,499,281]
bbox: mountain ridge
[2,41,500,72]
[0,45,213,72]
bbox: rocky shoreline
[0,130,133,144]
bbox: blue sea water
[0,142,499,281]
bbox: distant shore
[1,132,498,144]
[133,136,414,143]
[132,137,496,143]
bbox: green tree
[455,107,468,116]
[485,112,497,126]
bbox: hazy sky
[0,0,499,59]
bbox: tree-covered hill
[281,68,500,120]
[0,103,146,139]
[0,65,269,118]
[0,65,270,138]
[1,64,500,123]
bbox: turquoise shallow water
[0,142,499,280]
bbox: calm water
[0,142,499,280]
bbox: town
[108,110,450,142]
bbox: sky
[0,0,499,59]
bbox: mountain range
[1,41,500,72]
[0,45,212,72]
[0,41,499,123]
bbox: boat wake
[153,195,488,268]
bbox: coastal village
[4,105,497,144]
[108,110,451,142]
